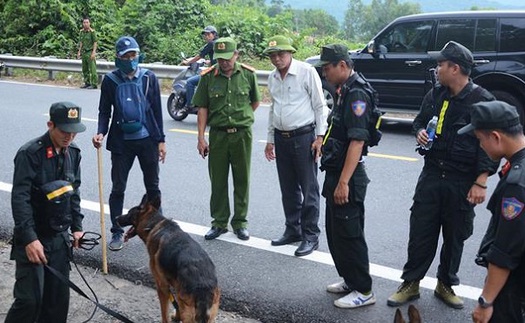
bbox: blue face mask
[115,56,139,74]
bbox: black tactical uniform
[477,148,525,322]
[321,72,373,293]
[6,109,84,322]
[402,82,499,286]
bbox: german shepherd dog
[117,195,220,323]
[394,304,422,323]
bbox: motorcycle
[166,54,206,121]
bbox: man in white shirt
[263,35,328,257]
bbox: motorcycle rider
[181,25,219,112]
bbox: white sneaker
[334,291,376,309]
[326,281,351,294]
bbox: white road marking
[0,180,481,300]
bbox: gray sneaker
[109,233,124,251]
[326,281,351,294]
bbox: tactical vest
[425,84,492,167]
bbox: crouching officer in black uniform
[317,44,376,309]
[460,101,525,323]
[5,102,87,323]
[388,41,499,309]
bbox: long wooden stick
[97,147,108,274]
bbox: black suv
[306,11,525,120]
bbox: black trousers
[274,129,320,241]
[323,163,372,293]
[401,170,475,285]
[5,233,71,323]
[109,137,160,234]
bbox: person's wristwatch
[478,295,493,308]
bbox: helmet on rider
[201,25,217,35]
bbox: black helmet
[202,25,217,35]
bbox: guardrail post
[2,53,13,76]
[154,62,163,88]
[48,71,56,80]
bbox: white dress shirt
[267,59,328,144]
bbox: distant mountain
[275,0,525,24]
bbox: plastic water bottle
[423,116,438,150]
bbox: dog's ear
[408,304,421,323]
[149,195,161,210]
[394,308,406,323]
[140,194,149,207]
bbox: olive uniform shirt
[79,29,97,53]
[192,63,260,126]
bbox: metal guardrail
[0,54,271,86]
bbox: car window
[500,18,525,52]
[436,19,476,50]
[375,20,434,53]
[474,19,497,52]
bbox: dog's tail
[195,286,220,323]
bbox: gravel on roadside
[0,241,261,323]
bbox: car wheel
[491,90,525,127]
[322,79,336,110]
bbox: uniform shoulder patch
[200,66,215,76]
[241,63,256,72]
[351,100,367,117]
[501,197,524,220]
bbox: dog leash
[44,231,135,323]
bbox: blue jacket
[97,68,165,153]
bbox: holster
[38,180,74,232]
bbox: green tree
[342,0,365,42]
[118,0,209,63]
[343,0,420,42]
[293,9,339,36]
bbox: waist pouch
[40,180,74,232]
[320,137,348,172]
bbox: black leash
[44,231,134,323]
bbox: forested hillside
[277,0,525,23]
[2,0,520,64]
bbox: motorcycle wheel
[167,92,189,121]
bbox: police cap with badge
[214,37,237,60]
[263,35,296,55]
[50,101,86,133]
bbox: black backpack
[354,73,384,147]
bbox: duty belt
[275,124,315,138]
[214,126,246,133]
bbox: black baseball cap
[429,41,474,69]
[315,44,352,67]
[49,101,86,133]
[457,100,520,134]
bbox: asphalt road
[0,80,500,322]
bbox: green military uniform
[192,40,260,230]
[79,28,98,87]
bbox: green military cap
[214,37,237,60]
[263,35,296,55]
[315,44,352,67]
[49,101,86,133]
